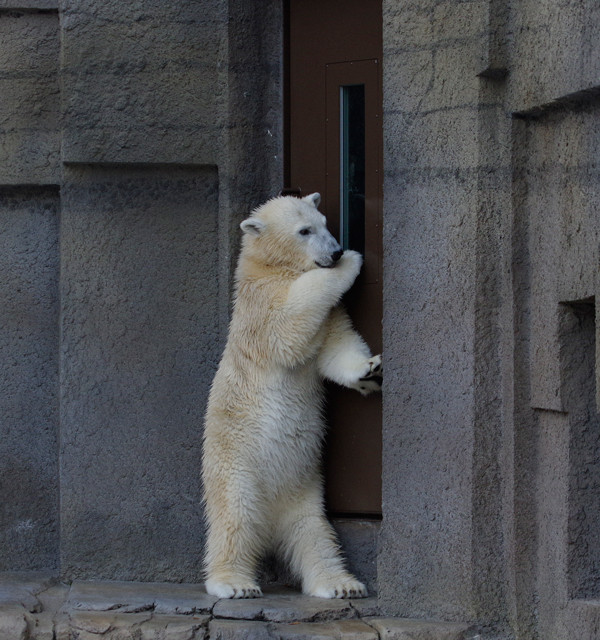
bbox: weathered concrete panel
[60,0,224,164]
[379,175,476,621]
[0,186,59,571]
[59,164,220,581]
[524,107,600,410]
[380,0,509,625]
[0,11,60,184]
[519,104,600,640]
[508,0,600,112]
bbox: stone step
[0,572,476,640]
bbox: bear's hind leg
[273,479,367,599]
[204,482,266,599]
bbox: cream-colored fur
[202,194,382,599]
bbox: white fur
[202,194,381,599]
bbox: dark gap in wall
[0,9,58,16]
[560,297,599,598]
[513,86,600,121]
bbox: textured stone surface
[515,104,600,640]
[0,572,56,611]
[0,11,60,184]
[275,619,378,639]
[0,189,60,572]
[0,605,28,640]
[68,580,218,615]
[379,0,513,630]
[66,611,210,639]
[381,0,481,609]
[331,520,379,596]
[59,165,220,581]
[524,108,600,411]
[507,0,600,113]
[212,588,355,623]
[209,619,273,640]
[365,617,471,640]
[0,577,471,640]
[60,0,224,164]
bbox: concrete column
[59,165,220,581]
[0,5,60,570]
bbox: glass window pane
[340,84,365,255]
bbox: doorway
[285,0,383,516]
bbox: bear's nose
[332,249,343,263]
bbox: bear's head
[239,193,343,272]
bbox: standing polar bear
[202,193,382,599]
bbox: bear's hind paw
[205,579,263,599]
[305,576,367,599]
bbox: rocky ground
[0,572,476,639]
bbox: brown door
[286,0,383,516]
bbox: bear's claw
[205,579,263,599]
[306,577,368,599]
[358,354,383,392]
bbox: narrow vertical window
[340,84,365,255]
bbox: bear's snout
[332,249,343,264]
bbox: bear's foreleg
[204,477,267,599]
[273,477,367,599]
[268,251,364,368]
[317,306,382,395]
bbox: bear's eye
[298,227,312,236]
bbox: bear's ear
[240,218,265,236]
[303,192,321,208]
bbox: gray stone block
[384,107,479,171]
[331,520,379,597]
[0,605,28,640]
[508,0,600,112]
[60,0,224,164]
[365,617,471,640]
[523,108,600,410]
[380,54,478,617]
[209,618,379,640]
[209,619,273,640]
[383,5,432,50]
[212,587,354,623]
[274,619,378,639]
[59,165,221,581]
[67,611,210,640]
[0,572,56,611]
[0,188,59,572]
[68,580,217,615]
[0,11,60,184]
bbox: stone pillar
[56,0,283,580]
[59,165,220,581]
[379,1,513,632]
[0,4,61,571]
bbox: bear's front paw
[356,354,382,396]
[305,575,368,599]
[338,250,363,276]
[205,579,263,599]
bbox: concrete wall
[59,165,220,581]
[379,1,600,638]
[513,105,600,640]
[0,0,283,581]
[0,186,59,571]
[0,6,60,571]
[380,0,502,626]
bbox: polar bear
[202,193,382,600]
